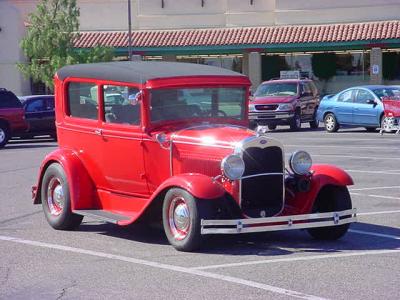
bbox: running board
[73,209,131,224]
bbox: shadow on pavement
[77,220,400,255]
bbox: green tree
[311,53,337,94]
[18,0,114,90]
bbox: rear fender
[32,148,97,210]
[287,164,353,214]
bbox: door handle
[94,129,103,136]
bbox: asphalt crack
[56,280,77,300]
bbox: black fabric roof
[57,61,247,83]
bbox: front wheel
[41,163,83,230]
[290,111,301,131]
[324,113,339,132]
[307,186,352,240]
[162,188,209,252]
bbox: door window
[67,82,98,120]
[337,90,353,103]
[26,99,46,112]
[102,85,140,125]
[355,89,374,104]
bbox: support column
[370,47,383,85]
[248,52,262,92]
[162,55,177,62]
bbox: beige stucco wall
[2,0,399,94]
[0,2,30,96]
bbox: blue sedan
[317,85,400,132]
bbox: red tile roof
[74,20,400,49]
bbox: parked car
[316,85,400,132]
[0,88,28,148]
[32,62,356,251]
[249,78,320,131]
[17,95,56,139]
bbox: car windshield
[254,83,298,97]
[150,87,246,123]
[372,87,400,100]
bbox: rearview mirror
[366,99,377,105]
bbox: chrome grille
[239,139,284,218]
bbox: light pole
[128,0,133,60]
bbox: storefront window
[177,55,242,73]
[262,51,370,95]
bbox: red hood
[169,124,255,149]
[251,95,297,104]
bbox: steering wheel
[202,109,228,117]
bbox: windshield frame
[145,85,249,131]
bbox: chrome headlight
[289,151,312,175]
[221,154,245,180]
[249,104,255,112]
[277,103,294,111]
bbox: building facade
[1,0,400,95]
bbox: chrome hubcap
[325,116,335,130]
[47,177,64,216]
[0,129,5,143]
[168,196,190,240]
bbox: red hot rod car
[32,62,356,251]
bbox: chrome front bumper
[201,208,357,235]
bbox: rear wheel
[162,188,209,252]
[324,113,339,132]
[290,111,301,131]
[41,163,83,230]
[307,186,352,240]
[0,123,10,149]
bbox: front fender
[153,173,226,200]
[32,148,97,210]
[285,164,353,214]
[311,164,353,186]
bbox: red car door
[98,84,149,197]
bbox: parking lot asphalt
[0,127,399,300]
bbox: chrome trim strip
[200,208,357,235]
[241,173,284,180]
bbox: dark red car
[249,78,320,131]
[0,88,28,148]
[32,62,356,251]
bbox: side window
[0,92,22,108]
[46,98,55,111]
[26,99,45,112]
[337,90,353,103]
[355,89,374,104]
[303,83,312,95]
[103,85,140,125]
[68,82,98,120]
[308,82,318,96]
